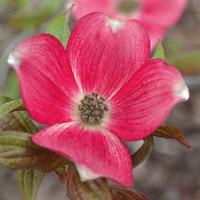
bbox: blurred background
[0,0,199,199]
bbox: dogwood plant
[69,0,187,47]
[7,12,189,187]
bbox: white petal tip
[7,53,20,69]
[175,84,190,101]
[106,17,124,33]
[76,164,101,181]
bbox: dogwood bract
[8,13,189,187]
[69,0,187,47]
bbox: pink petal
[139,19,166,48]
[8,34,79,124]
[139,0,187,27]
[71,0,116,20]
[106,59,189,141]
[67,12,150,99]
[138,0,187,47]
[32,123,133,187]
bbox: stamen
[78,93,109,125]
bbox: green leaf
[111,186,149,200]
[0,99,24,120]
[131,136,154,168]
[0,97,46,200]
[153,42,165,59]
[7,0,63,29]
[0,111,38,134]
[66,164,112,200]
[0,131,68,171]
[47,15,70,47]
[154,124,191,148]
[16,169,44,200]
[0,96,13,104]
[0,96,37,134]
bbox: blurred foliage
[0,0,64,29]
[165,32,200,75]
[4,70,20,98]
[0,30,34,96]
[168,50,200,75]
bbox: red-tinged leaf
[0,96,12,104]
[0,97,45,200]
[154,124,191,148]
[65,164,112,200]
[0,97,33,134]
[111,186,149,200]
[131,136,154,168]
[0,111,38,133]
[0,96,38,134]
[0,98,24,120]
[55,167,66,183]
[16,169,44,200]
[0,131,68,171]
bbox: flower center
[117,0,139,15]
[78,93,109,125]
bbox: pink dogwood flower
[69,0,187,47]
[8,13,189,187]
